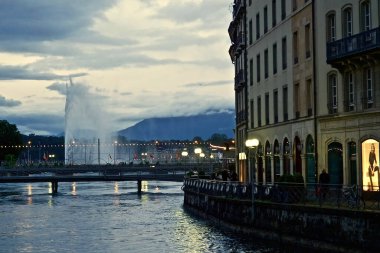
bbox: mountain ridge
[118,112,235,141]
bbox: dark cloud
[0,95,21,107]
[46,82,67,95]
[0,0,117,42]
[0,65,86,80]
[4,113,64,135]
[184,80,231,87]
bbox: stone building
[229,0,380,189]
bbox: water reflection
[114,182,119,194]
[71,182,77,196]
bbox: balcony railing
[234,70,245,90]
[232,0,245,20]
[327,27,380,63]
[236,32,245,50]
[236,110,246,124]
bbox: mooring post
[52,181,58,194]
[137,179,142,194]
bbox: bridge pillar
[137,180,142,194]
[52,181,58,194]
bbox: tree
[208,133,229,145]
[0,120,23,163]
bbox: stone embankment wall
[183,187,380,253]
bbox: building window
[292,0,297,11]
[274,89,278,123]
[295,83,300,118]
[328,73,338,114]
[264,49,269,79]
[326,12,336,42]
[305,24,311,58]
[273,43,277,74]
[249,19,253,44]
[283,86,288,121]
[250,99,254,128]
[281,0,286,20]
[306,79,312,115]
[250,58,253,86]
[256,54,261,82]
[264,6,268,34]
[344,72,355,111]
[282,36,287,70]
[272,0,277,27]
[343,7,353,37]
[364,68,373,108]
[361,1,371,31]
[293,31,298,64]
[257,96,262,127]
[265,93,270,124]
[256,13,260,39]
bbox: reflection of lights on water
[48,182,52,194]
[154,186,160,192]
[27,184,32,196]
[114,182,119,194]
[142,181,148,192]
[27,184,33,205]
[71,182,77,195]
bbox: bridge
[0,164,208,194]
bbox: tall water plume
[64,79,113,164]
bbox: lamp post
[114,141,118,165]
[27,141,31,165]
[245,138,259,221]
[194,147,202,169]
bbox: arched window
[328,72,338,114]
[326,12,336,42]
[360,0,371,31]
[342,6,353,37]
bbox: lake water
[0,181,279,253]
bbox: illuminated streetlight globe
[194,148,202,154]
[200,153,205,158]
[181,151,188,157]
[245,138,259,148]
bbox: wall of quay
[183,187,380,253]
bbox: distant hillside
[118,113,235,141]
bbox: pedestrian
[318,169,330,199]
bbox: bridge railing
[182,179,380,211]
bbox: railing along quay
[0,165,194,194]
[183,178,380,211]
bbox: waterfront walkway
[183,178,380,211]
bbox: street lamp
[114,141,118,165]
[245,138,259,221]
[181,150,188,162]
[27,141,31,165]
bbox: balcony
[234,70,245,90]
[236,32,245,51]
[228,20,237,41]
[327,27,380,69]
[228,44,236,63]
[232,0,245,20]
[236,110,246,125]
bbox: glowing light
[245,138,259,148]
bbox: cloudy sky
[0,0,234,136]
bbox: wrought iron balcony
[236,32,245,50]
[228,44,236,63]
[234,70,245,90]
[232,0,245,20]
[236,109,246,124]
[327,27,380,64]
